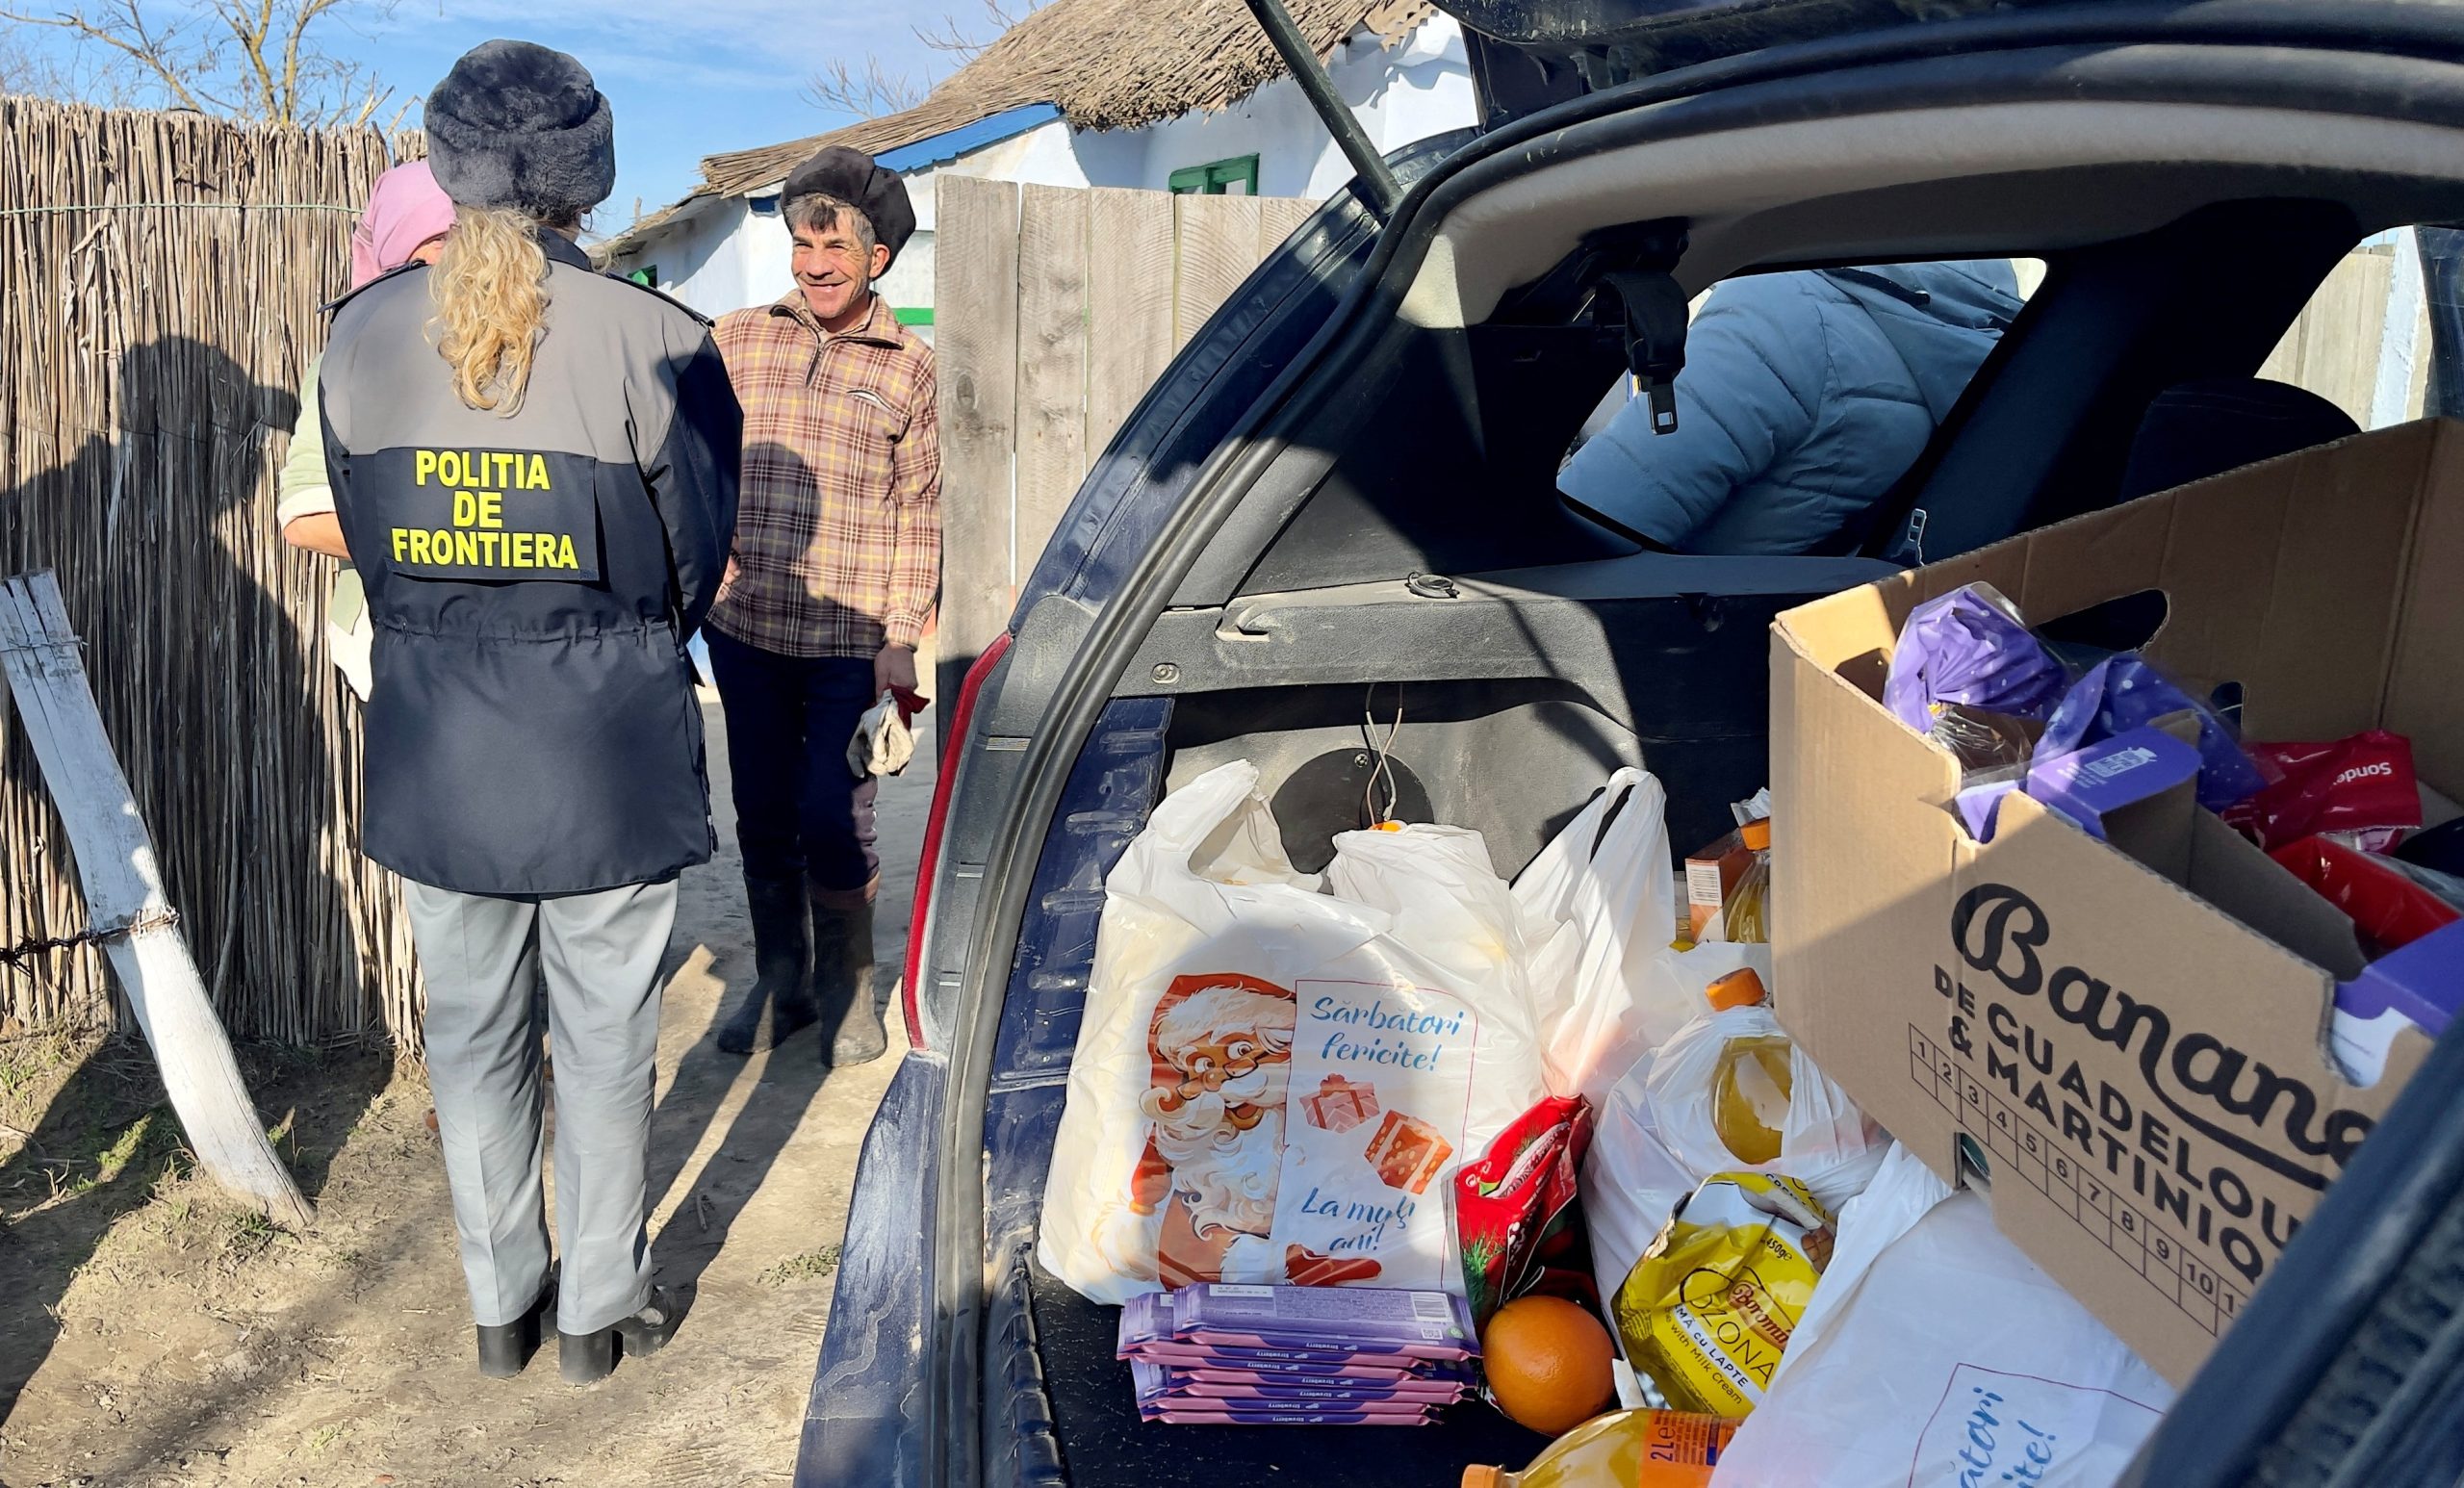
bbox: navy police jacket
[321,233,742,896]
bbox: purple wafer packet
[1169,1284,1478,1358]
[1116,1293,1169,1358]
[1147,1365,1466,1401]
[1173,1377,1469,1404]
[1127,1341,1479,1380]
[2024,724,2206,840]
[1885,583,2069,733]
[1142,1405,1439,1425]
[1131,1360,1463,1405]
[2037,655,2266,811]
[1133,1349,1423,1379]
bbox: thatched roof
[600,0,1431,258]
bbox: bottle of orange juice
[1706,968,1793,1167]
[1460,1407,1740,1487]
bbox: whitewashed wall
[1068,14,1474,197]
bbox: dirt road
[0,703,930,1488]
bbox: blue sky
[8,0,979,230]
[349,1,954,229]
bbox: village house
[594,0,1476,326]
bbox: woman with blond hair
[320,39,740,1386]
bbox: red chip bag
[1453,1095,1596,1330]
[2224,731,2421,853]
[2271,834,2461,960]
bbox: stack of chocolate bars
[1117,1283,1479,1424]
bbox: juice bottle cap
[1461,1468,1505,1488]
[1707,967,1768,1012]
[1740,817,1771,852]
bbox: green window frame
[1168,154,1260,196]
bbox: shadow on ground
[0,1033,393,1428]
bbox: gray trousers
[404,877,678,1335]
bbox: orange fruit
[1480,1296,1618,1436]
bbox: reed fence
[0,95,426,1047]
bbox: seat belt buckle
[1604,269,1689,436]
[1891,507,1930,566]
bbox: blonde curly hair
[429,206,553,415]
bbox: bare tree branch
[0,17,131,101]
[1,0,393,124]
[798,0,1033,124]
[912,0,1025,58]
[799,54,928,119]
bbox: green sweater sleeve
[275,354,331,526]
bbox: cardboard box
[1770,419,2464,1384]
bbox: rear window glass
[1560,258,2041,556]
[2260,228,2429,431]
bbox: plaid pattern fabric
[706,292,939,657]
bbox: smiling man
[704,146,939,1065]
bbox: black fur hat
[783,146,916,271]
[424,40,614,218]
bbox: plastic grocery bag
[1580,940,1759,1289]
[845,689,916,780]
[1512,768,1693,1106]
[1582,962,1882,1292]
[1712,1145,2174,1487]
[1641,998,1884,1212]
[1037,762,1547,1303]
[1614,1171,1834,1416]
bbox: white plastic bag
[1582,944,1882,1292]
[1641,997,1885,1214]
[1510,768,1693,1105]
[1712,1145,2174,1487]
[846,689,915,780]
[1036,763,1546,1303]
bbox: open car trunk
[1007,557,1859,1481]
[871,11,2464,1484]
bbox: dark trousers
[705,628,880,896]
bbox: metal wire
[1360,681,1403,827]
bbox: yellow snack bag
[1611,1171,1833,1417]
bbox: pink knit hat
[347,161,456,291]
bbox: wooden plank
[931,173,1021,739]
[1173,192,1265,352]
[2262,250,2394,428]
[1086,188,1176,456]
[1014,184,1091,582]
[0,572,314,1230]
[1259,195,1318,258]
[2408,290,2434,421]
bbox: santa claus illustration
[1137,977,1296,1285]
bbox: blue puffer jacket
[1558,261,2022,554]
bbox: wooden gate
[932,175,1318,711]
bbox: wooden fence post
[927,182,1333,748]
[0,572,314,1230]
[1014,184,1092,579]
[935,174,1022,743]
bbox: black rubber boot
[558,1287,682,1386]
[812,889,886,1067]
[716,872,815,1055]
[475,1271,557,1378]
